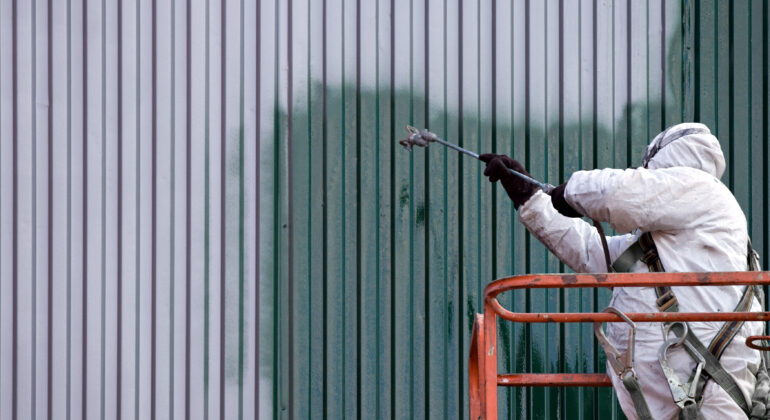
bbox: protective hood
[643,122,726,179]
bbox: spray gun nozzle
[398,125,555,194]
[399,125,435,151]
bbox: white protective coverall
[517,123,762,419]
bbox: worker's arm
[480,154,637,272]
[563,166,717,234]
[519,190,637,273]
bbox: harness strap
[638,233,754,357]
[668,322,752,415]
[611,232,758,414]
[611,233,667,269]
[606,234,668,415]
[637,232,680,312]
[611,238,644,273]
[750,359,770,419]
[709,285,755,359]
[621,372,655,420]
[679,402,705,420]
[637,233,753,414]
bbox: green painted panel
[261,0,768,418]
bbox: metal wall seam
[754,3,770,276]
[0,0,7,413]
[252,0,260,415]
[46,0,54,416]
[11,0,19,419]
[116,0,124,417]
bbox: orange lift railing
[468,271,770,419]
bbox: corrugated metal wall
[1,0,768,419]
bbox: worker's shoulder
[650,166,741,207]
[648,166,727,188]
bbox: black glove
[550,182,582,218]
[479,154,538,209]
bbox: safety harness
[597,232,765,420]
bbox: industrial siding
[0,0,767,419]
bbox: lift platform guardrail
[468,271,770,419]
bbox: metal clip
[658,322,705,409]
[594,307,637,379]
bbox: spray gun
[399,125,615,272]
[399,125,556,195]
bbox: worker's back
[602,166,759,419]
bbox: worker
[480,122,764,419]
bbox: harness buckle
[658,322,706,410]
[656,289,678,312]
[594,307,637,378]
